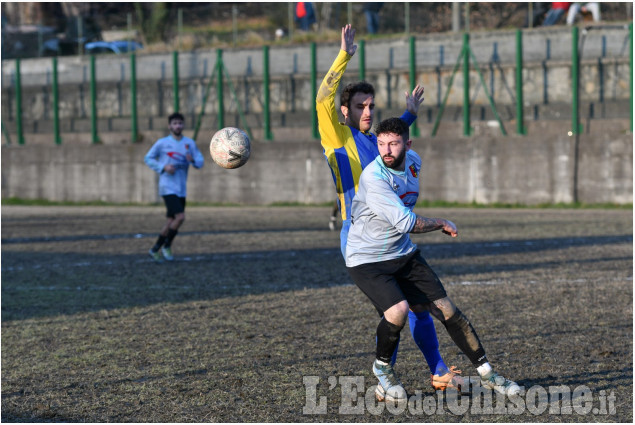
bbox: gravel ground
[1,205,632,422]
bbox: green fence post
[515,29,526,135]
[359,39,366,81]
[462,32,471,136]
[311,42,318,139]
[90,55,99,144]
[409,35,420,137]
[571,26,580,135]
[217,49,225,129]
[173,51,179,113]
[130,53,138,142]
[52,56,61,145]
[15,59,24,145]
[263,45,273,140]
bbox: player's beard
[382,150,406,170]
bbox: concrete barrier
[2,119,631,205]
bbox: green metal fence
[4,25,633,145]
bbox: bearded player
[316,24,463,399]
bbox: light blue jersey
[345,150,422,267]
[144,135,204,197]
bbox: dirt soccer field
[1,205,632,422]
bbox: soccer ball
[209,127,251,169]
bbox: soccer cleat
[161,246,174,261]
[431,365,465,392]
[480,371,521,396]
[148,248,163,263]
[328,216,337,231]
[373,360,407,402]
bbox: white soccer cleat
[373,360,408,402]
[480,371,522,396]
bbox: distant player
[346,117,521,402]
[316,24,463,396]
[144,112,204,262]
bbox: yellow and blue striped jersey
[316,50,416,221]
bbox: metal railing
[3,25,632,145]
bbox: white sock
[477,362,492,377]
[375,359,389,366]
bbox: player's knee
[384,301,409,327]
[431,297,457,321]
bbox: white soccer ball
[209,127,251,169]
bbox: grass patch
[3,197,630,210]
[415,199,633,210]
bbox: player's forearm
[410,216,447,234]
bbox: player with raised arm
[316,24,463,398]
[346,117,521,402]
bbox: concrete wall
[2,119,631,205]
[1,26,631,205]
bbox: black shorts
[163,195,186,218]
[346,249,447,314]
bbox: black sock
[164,228,178,248]
[152,235,167,251]
[376,317,404,364]
[442,308,488,367]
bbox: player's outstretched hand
[341,24,357,57]
[441,219,458,238]
[405,84,425,116]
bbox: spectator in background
[363,2,384,35]
[542,2,571,26]
[566,2,601,25]
[295,2,316,31]
[525,2,550,27]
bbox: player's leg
[149,196,174,262]
[347,258,410,402]
[346,221,399,366]
[406,251,521,396]
[373,303,408,403]
[397,251,464,391]
[161,197,186,261]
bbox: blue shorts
[340,219,351,258]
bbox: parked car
[41,16,102,56]
[85,40,143,55]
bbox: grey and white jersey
[345,150,422,267]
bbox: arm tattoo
[411,216,446,234]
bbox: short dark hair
[375,117,409,140]
[340,81,375,108]
[168,112,185,123]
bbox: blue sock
[408,310,448,376]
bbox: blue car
[84,40,143,55]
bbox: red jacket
[552,2,571,11]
